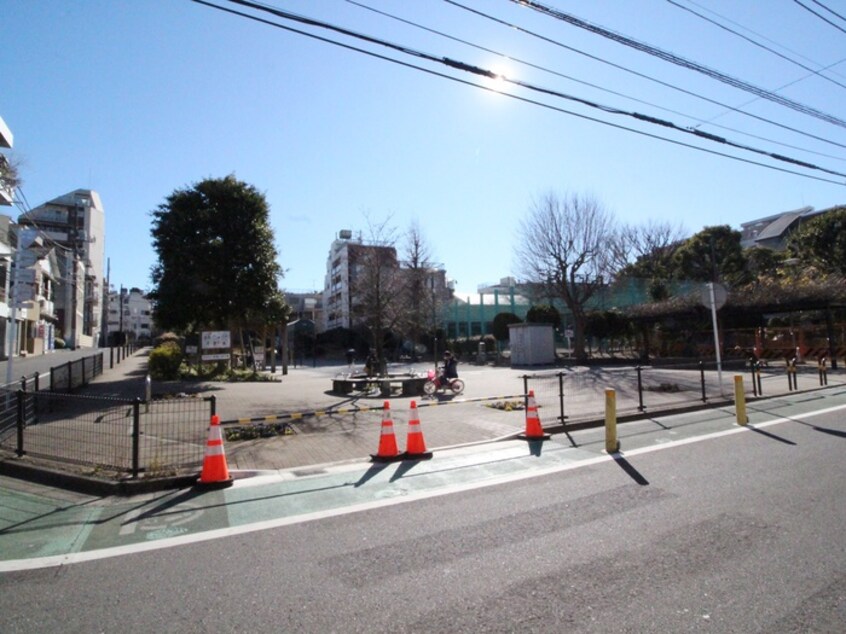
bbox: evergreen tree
[150,175,286,333]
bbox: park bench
[331,374,428,397]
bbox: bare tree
[616,220,687,277]
[351,216,405,375]
[514,191,618,361]
[402,221,436,359]
[0,154,23,194]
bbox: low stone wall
[332,374,427,397]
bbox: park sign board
[201,330,231,363]
[202,330,231,350]
[202,353,230,361]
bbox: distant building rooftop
[740,205,825,249]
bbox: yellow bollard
[734,375,748,425]
[605,388,620,453]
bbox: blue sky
[2,0,845,299]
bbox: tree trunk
[270,324,277,373]
[572,310,588,362]
[238,328,247,369]
[281,321,289,376]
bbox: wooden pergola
[623,278,846,369]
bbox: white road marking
[1,401,844,572]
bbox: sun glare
[484,62,511,93]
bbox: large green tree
[150,175,286,333]
[787,207,846,275]
[672,225,749,287]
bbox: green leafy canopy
[150,175,286,332]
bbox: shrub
[54,338,66,350]
[492,312,522,341]
[178,362,278,382]
[148,341,184,380]
[526,304,561,327]
[155,332,182,347]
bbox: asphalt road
[0,347,117,388]
[1,388,844,632]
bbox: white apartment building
[13,228,60,355]
[0,115,13,206]
[17,189,106,348]
[106,287,154,345]
[322,230,397,331]
[321,229,452,332]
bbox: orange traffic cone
[370,401,402,462]
[403,400,433,460]
[197,415,234,487]
[518,390,550,441]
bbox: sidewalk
[3,387,846,571]
[79,350,845,471]
[3,348,844,491]
[79,351,532,471]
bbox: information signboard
[201,353,231,362]
[201,331,231,349]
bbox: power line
[792,0,846,35]
[666,0,846,90]
[677,0,846,79]
[189,0,845,185]
[217,0,846,178]
[693,59,846,129]
[444,0,846,152]
[809,0,846,24]
[669,0,846,125]
[348,0,844,162]
[512,0,846,129]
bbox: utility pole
[69,198,80,349]
[100,258,110,347]
[431,281,439,372]
[5,246,20,387]
[119,285,125,345]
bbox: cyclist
[441,350,458,386]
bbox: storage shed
[508,323,555,366]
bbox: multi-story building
[105,287,154,345]
[0,115,13,207]
[739,205,831,250]
[323,230,392,331]
[13,227,60,355]
[321,229,452,332]
[0,222,62,358]
[17,189,105,348]
[284,290,322,323]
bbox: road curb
[0,454,198,497]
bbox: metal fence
[1,346,138,396]
[2,352,105,396]
[0,351,108,450]
[0,390,214,478]
[522,360,844,428]
[48,353,104,392]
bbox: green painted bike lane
[3,386,845,570]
